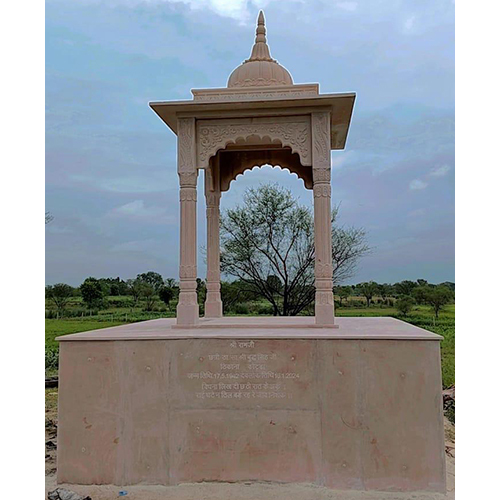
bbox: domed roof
[227,11,293,88]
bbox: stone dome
[227,11,293,88]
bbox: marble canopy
[150,11,356,327]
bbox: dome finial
[248,10,273,62]
[227,11,293,88]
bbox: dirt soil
[45,417,455,500]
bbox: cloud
[336,2,358,12]
[403,15,416,33]
[429,164,451,177]
[409,179,428,190]
[409,208,426,217]
[107,200,176,224]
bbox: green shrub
[45,346,59,373]
[234,303,250,315]
[256,303,274,315]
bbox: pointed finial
[256,11,265,41]
[247,10,274,62]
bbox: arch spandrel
[196,116,312,169]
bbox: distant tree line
[45,271,180,315]
[46,275,454,319]
[336,279,454,318]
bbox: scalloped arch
[217,147,313,191]
[226,164,309,191]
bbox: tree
[164,278,177,289]
[395,295,415,317]
[126,278,143,306]
[80,277,107,310]
[141,284,156,311]
[411,285,428,305]
[46,283,73,315]
[358,281,379,307]
[220,184,369,316]
[377,283,393,302]
[337,286,352,307]
[394,280,417,296]
[197,278,207,307]
[421,285,454,319]
[220,281,256,313]
[159,286,174,309]
[137,271,164,292]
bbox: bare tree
[220,184,370,316]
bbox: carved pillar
[312,112,335,326]
[204,159,223,317]
[176,117,199,326]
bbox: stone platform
[56,317,446,493]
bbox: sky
[45,0,455,286]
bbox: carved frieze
[197,118,312,168]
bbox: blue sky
[45,0,454,286]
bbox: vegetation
[395,295,416,316]
[80,277,107,310]
[45,283,73,315]
[220,184,369,316]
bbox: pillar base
[176,303,199,326]
[204,299,223,318]
[315,304,335,326]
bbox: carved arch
[196,116,312,169]
[217,147,313,191]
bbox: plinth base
[56,317,446,493]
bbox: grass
[45,319,127,349]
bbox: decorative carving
[179,187,197,202]
[193,89,318,102]
[179,265,197,279]
[312,112,330,170]
[205,192,220,208]
[219,149,313,191]
[178,117,197,185]
[312,168,331,183]
[315,262,333,279]
[197,119,312,168]
[313,184,331,198]
[178,171,197,187]
[315,290,334,305]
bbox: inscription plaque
[171,338,318,409]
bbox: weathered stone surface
[57,318,445,492]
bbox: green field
[46,301,454,387]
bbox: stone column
[204,163,223,318]
[176,117,199,326]
[312,112,335,326]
